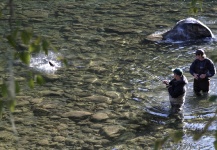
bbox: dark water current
[0,0,217,149]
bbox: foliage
[189,0,203,14]
[154,131,184,150]
[0,0,67,118]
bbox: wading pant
[193,78,210,93]
[169,94,185,112]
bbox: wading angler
[189,49,216,96]
[163,68,188,113]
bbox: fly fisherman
[163,68,188,113]
[189,49,216,96]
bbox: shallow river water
[0,0,217,150]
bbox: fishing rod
[143,70,164,82]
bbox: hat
[173,68,183,76]
[195,49,205,56]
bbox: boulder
[162,17,215,41]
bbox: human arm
[162,80,171,89]
[199,59,216,79]
[205,59,216,77]
[168,84,185,98]
[189,61,199,79]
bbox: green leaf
[34,37,41,45]
[36,75,45,85]
[21,29,32,45]
[214,140,217,150]
[172,131,184,143]
[193,117,215,141]
[57,56,68,67]
[209,95,217,102]
[29,43,40,53]
[19,51,31,64]
[12,29,19,39]
[42,39,50,55]
[6,35,17,48]
[63,58,68,67]
[0,100,4,119]
[28,79,34,89]
[193,8,198,13]
[7,30,19,48]
[50,44,57,52]
[190,0,197,6]
[15,81,20,94]
[154,136,169,150]
[1,83,8,97]
[8,99,16,112]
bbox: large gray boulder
[162,17,215,41]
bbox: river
[0,0,217,149]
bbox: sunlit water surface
[0,0,217,149]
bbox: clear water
[0,0,217,149]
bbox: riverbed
[0,0,217,149]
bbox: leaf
[214,140,217,150]
[28,43,40,53]
[190,0,197,6]
[8,99,16,112]
[50,44,57,52]
[209,95,217,102]
[34,37,41,45]
[62,58,68,67]
[36,75,45,85]
[21,29,32,45]
[15,81,20,94]
[193,117,215,140]
[154,136,169,150]
[0,100,4,118]
[172,131,184,143]
[1,83,8,97]
[154,140,161,150]
[28,79,34,89]
[12,29,19,38]
[6,35,16,48]
[42,39,50,55]
[57,56,68,67]
[19,51,31,65]
[193,8,198,13]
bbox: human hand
[199,74,206,79]
[193,73,199,79]
[162,80,169,85]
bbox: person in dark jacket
[189,49,216,96]
[163,68,188,113]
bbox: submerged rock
[91,112,109,121]
[100,125,126,138]
[62,110,92,119]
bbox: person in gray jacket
[163,68,188,113]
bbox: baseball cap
[195,49,205,56]
[173,68,183,76]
